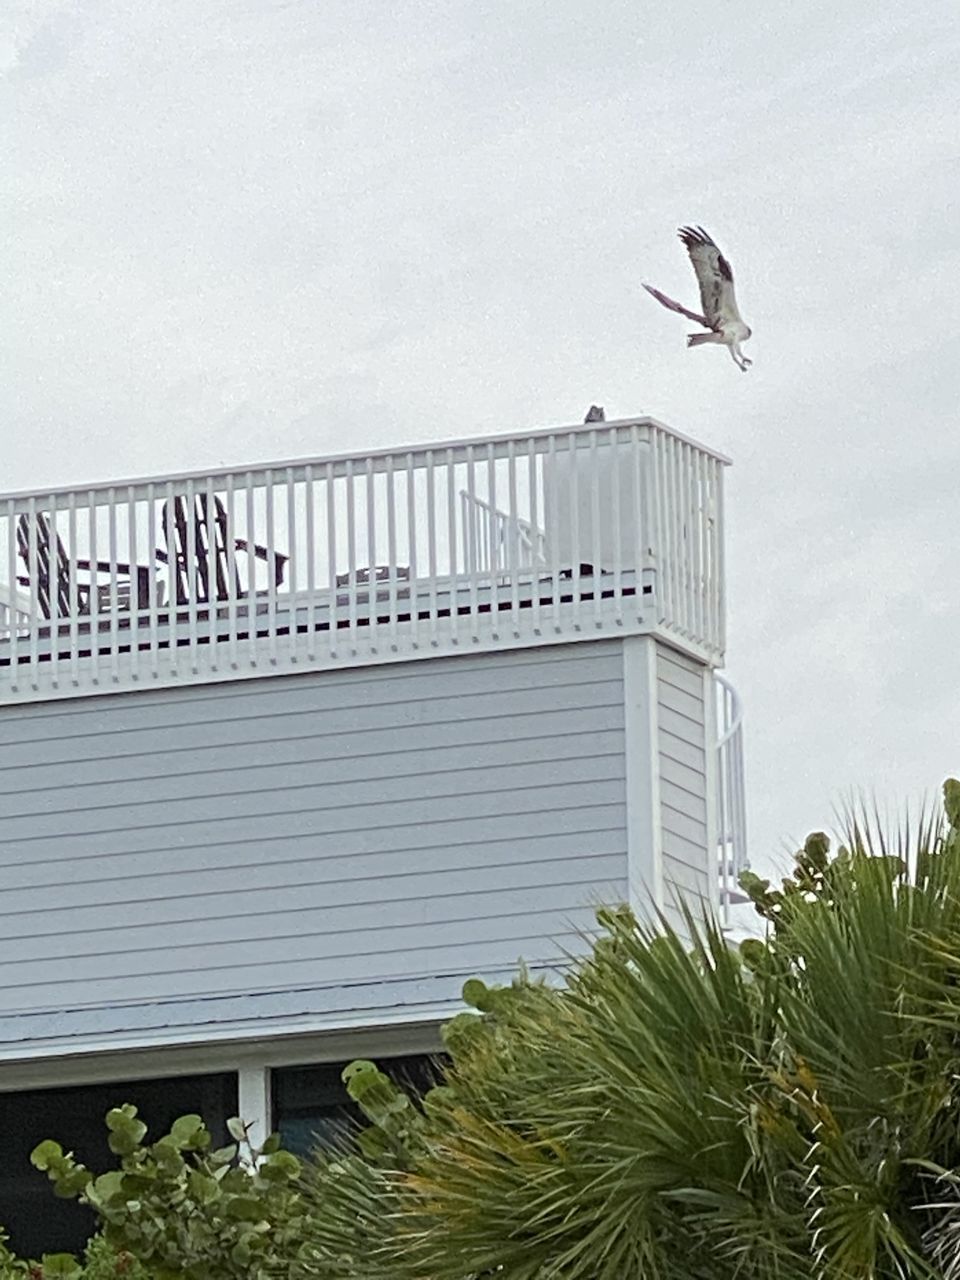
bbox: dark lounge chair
[158,493,288,606]
[15,512,151,618]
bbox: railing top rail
[0,415,731,505]
[715,672,744,748]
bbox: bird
[643,226,753,372]
[583,405,605,422]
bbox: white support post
[237,1063,272,1152]
[622,634,663,922]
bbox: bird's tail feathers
[687,332,721,348]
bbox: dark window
[0,1071,237,1259]
[272,1054,441,1157]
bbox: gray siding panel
[0,642,629,1049]
[657,646,711,908]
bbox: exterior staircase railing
[716,673,748,926]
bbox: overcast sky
[4,0,959,874]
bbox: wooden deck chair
[159,494,288,606]
[15,512,151,619]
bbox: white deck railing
[716,673,749,925]
[0,417,727,703]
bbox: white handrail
[715,673,748,925]
[458,489,547,575]
[0,416,731,504]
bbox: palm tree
[324,779,960,1280]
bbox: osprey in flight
[644,226,753,372]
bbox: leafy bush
[31,1110,303,1280]
[0,1228,150,1280]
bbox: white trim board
[622,635,663,920]
[0,1021,445,1094]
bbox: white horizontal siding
[657,645,710,914]
[0,642,629,1048]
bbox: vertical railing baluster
[466,445,479,637]
[405,452,418,649]
[164,479,176,676]
[87,490,99,686]
[699,451,710,647]
[127,486,139,681]
[568,433,581,632]
[265,470,278,665]
[658,429,672,628]
[205,475,218,673]
[707,456,717,654]
[245,473,256,669]
[27,495,40,681]
[365,456,378,653]
[225,474,239,670]
[683,442,693,637]
[48,492,59,686]
[459,490,470,575]
[305,464,316,661]
[185,476,198,670]
[682,441,692,639]
[547,435,560,630]
[654,430,667,627]
[631,425,645,625]
[715,458,726,657]
[286,466,297,661]
[507,438,520,635]
[325,462,337,659]
[486,443,498,578]
[668,435,681,635]
[448,455,458,645]
[694,446,705,645]
[644,427,660,626]
[610,427,622,626]
[5,501,18,682]
[427,449,439,645]
[107,489,120,681]
[589,429,602,630]
[527,437,541,635]
[647,429,661,621]
[346,459,357,649]
[68,492,79,685]
[386,454,398,649]
[688,446,701,644]
[147,482,159,679]
[666,435,680,635]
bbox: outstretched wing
[642,283,708,328]
[677,226,743,329]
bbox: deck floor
[0,569,648,669]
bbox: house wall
[0,641,634,1058]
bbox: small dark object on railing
[583,405,605,422]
